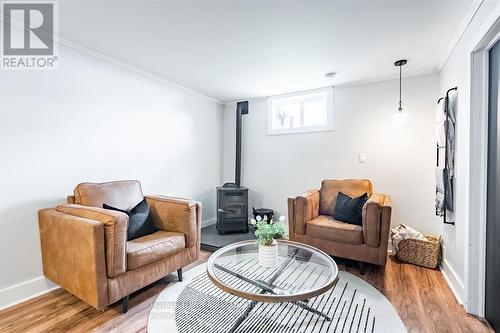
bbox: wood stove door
[217,188,249,234]
[220,203,246,219]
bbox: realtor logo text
[1,2,59,69]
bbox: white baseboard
[0,276,58,311]
[201,218,216,228]
[440,259,465,306]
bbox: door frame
[467,7,500,316]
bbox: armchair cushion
[333,192,368,226]
[126,231,185,270]
[320,179,373,216]
[104,199,157,240]
[74,180,144,211]
[306,215,364,244]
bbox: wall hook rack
[436,86,457,225]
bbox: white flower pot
[258,240,278,267]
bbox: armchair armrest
[379,194,392,249]
[288,190,320,235]
[38,208,108,309]
[362,193,392,247]
[145,195,201,248]
[56,204,128,278]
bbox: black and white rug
[148,264,406,333]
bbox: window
[267,87,333,135]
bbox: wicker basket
[395,236,441,269]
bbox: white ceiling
[59,0,474,102]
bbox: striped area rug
[148,264,407,333]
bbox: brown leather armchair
[288,179,391,271]
[38,180,201,312]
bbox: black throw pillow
[103,199,158,240]
[333,192,369,226]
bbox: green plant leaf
[254,220,287,245]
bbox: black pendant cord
[399,65,402,110]
[394,59,406,110]
[436,87,458,226]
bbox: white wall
[222,73,441,236]
[438,0,500,308]
[0,45,222,309]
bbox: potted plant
[276,111,288,127]
[250,215,286,267]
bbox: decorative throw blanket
[391,224,426,252]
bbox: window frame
[267,87,334,135]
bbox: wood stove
[216,101,249,235]
[216,185,248,234]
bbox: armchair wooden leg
[359,262,366,275]
[122,295,129,314]
[177,268,183,282]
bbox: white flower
[256,215,262,222]
[250,218,257,225]
[279,215,286,223]
[263,215,268,221]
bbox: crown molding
[58,38,223,105]
[223,69,439,105]
[437,0,484,70]
[0,13,222,105]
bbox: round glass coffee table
[207,240,338,333]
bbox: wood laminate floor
[0,252,492,333]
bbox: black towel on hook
[444,95,456,213]
[445,96,456,178]
[443,168,453,212]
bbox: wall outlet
[358,153,366,163]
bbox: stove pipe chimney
[235,101,248,187]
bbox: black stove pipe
[235,101,248,187]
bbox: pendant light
[391,59,409,124]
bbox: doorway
[486,39,500,331]
[467,11,500,317]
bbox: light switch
[358,153,366,163]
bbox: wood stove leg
[122,295,129,314]
[177,268,183,282]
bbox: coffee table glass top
[206,240,338,302]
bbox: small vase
[258,239,278,267]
